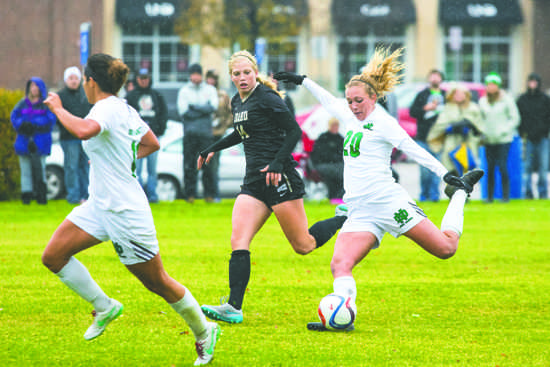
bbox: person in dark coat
[517,72,550,199]
[310,117,345,203]
[11,77,57,204]
[57,66,93,204]
[410,69,446,201]
[126,67,168,203]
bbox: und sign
[360,4,390,17]
[467,3,498,18]
[144,2,175,17]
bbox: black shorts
[240,168,306,210]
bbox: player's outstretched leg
[194,321,221,366]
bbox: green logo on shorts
[112,241,126,258]
[394,209,412,228]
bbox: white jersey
[303,79,447,201]
[84,96,150,211]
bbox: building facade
[0,0,542,112]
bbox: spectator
[310,117,344,204]
[410,69,446,202]
[478,72,520,203]
[427,83,483,176]
[206,69,233,202]
[517,72,550,199]
[177,63,218,203]
[57,66,92,204]
[11,77,56,204]
[126,67,168,203]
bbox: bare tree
[175,0,308,53]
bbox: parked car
[45,121,246,201]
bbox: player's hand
[443,172,473,193]
[197,151,214,170]
[273,72,306,85]
[260,165,281,186]
[44,92,61,112]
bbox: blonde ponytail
[346,47,405,98]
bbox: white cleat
[194,322,221,366]
[84,299,123,341]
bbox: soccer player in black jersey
[197,50,347,324]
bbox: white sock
[170,288,208,341]
[333,276,357,302]
[441,190,467,237]
[56,257,112,312]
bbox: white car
[45,121,246,201]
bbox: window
[443,25,511,88]
[337,26,406,91]
[121,23,190,85]
[266,39,298,90]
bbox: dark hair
[84,53,129,94]
[428,69,444,80]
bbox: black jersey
[231,83,298,183]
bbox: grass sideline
[1,199,549,366]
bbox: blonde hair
[446,83,471,105]
[346,47,405,98]
[228,50,283,98]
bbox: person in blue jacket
[11,77,57,204]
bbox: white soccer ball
[317,293,357,330]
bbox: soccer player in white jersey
[43,53,220,365]
[274,47,484,331]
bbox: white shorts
[340,187,427,247]
[67,200,159,265]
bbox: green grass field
[1,199,549,366]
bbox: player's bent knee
[436,242,457,259]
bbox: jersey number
[343,131,363,158]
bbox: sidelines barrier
[478,135,523,200]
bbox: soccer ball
[317,293,357,330]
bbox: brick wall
[0,0,104,91]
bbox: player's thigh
[404,218,458,258]
[43,219,102,271]
[231,194,271,250]
[272,198,313,245]
[331,231,378,276]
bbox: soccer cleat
[201,301,243,324]
[194,322,221,366]
[335,204,348,217]
[444,169,484,199]
[307,321,355,332]
[84,299,123,340]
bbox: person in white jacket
[274,47,484,331]
[478,72,520,202]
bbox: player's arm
[138,129,160,159]
[44,92,100,140]
[197,129,241,169]
[267,110,301,173]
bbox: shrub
[0,88,25,201]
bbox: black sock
[309,216,346,248]
[228,249,250,310]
